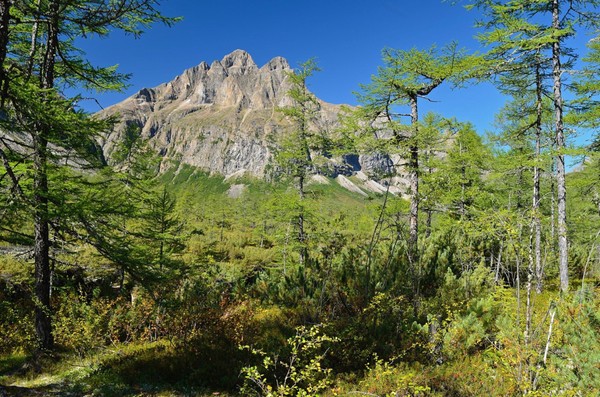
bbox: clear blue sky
[75,0,594,144]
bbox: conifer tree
[572,35,600,263]
[441,122,490,220]
[355,43,480,300]
[0,0,177,351]
[141,186,184,272]
[469,0,600,293]
[417,113,449,237]
[574,35,600,140]
[277,59,323,265]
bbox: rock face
[98,50,413,197]
[98,50,341,177]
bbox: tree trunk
[534,60,543,293]
[425,155,433,238]
[552,0,569,293]
[26,0,42,80]
[460,145,466,219]
[33,0,59,350]
[298,174,307,265]
[425,209,432,238]
[550,160,556,244]
[495,242,503,284]
[0,0,9,65]
[408,95,420,311]
[0,0,11,106]
[525,256,532,346]
[516,163,524,211]
[297,81,311,266]
[409,95,419,261]
[33,134,52,350]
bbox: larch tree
[141,186,184,272]
[469,0,600,293]
[441,121,490,221]
[0,0,177,351]
[505,57,554,294]
[572,36,600,265]
[355,43,480,299]
[415,112,449,238]
[471,0,554,292]
[574,36,600,131]
[277,59,323,266]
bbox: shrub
[240,324,338,396]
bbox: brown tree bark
[0,0,12,106]
[33,0,60,350]
[33,133,52,350]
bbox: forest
[1,0,600,396]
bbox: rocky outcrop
[98,50,406,196]
[335,175,368,196]
[98,50,340,177]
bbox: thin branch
[0,146,24,197]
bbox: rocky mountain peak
[98,50,394,194]
[97,50,341,177]
[99,50,405,194]
[197,61,210,72]
[220,49,258,74]
[263,56,290,71]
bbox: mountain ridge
[98,49,346,178]
[97,50,403,195]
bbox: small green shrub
[240,324,338,396]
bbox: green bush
[240,324,338,396]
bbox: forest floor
[0,342,235,397]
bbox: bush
[240,324,338,396]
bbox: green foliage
[330,359,432,397]
[0,256,35,354]
[274,58,330,266]
[3,1,600,395]
[0,0,180,350]
[539,290,600,394]
[429,264,499,360]
[420,118,493,221]
[573,36,600,129]
[338,292,423,366]
[54,293,127,355]
[276,58,326,181]
[240,324,338,396]
[353,43,482,157]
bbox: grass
[0,166,394,396]
[0,341,238,396]
[160,164,230,196]
[0,353,28,376]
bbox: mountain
[98,50,403,195]
[98,50,341,176]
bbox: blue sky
[75,0,594,144]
